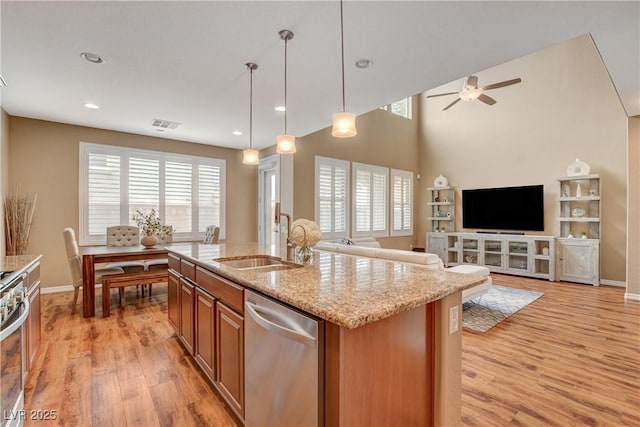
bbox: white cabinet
[430,232,555,281]
[427,187,455,232]
[557,174,600,285]
[426,233,447,263]
[556,238,600,286]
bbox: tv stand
[426,232,555,281]
[477,231,525,235]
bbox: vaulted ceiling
[2,1,638,150]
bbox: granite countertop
[166,243,483,329]
[1,254,42,274]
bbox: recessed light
[156,129,165,132]
[83,103,100,109]
[274,105,286,112]
[355,59,372,69]
[232,130,242,136]
[80,52,104,64]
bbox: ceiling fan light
[332,111,357,138]
[242,149,259,165]
[459,88,482,101]
[276,134,296,154]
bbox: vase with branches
[4,188,37,256]
[132,209,173,248]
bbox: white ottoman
[446,265,492,303]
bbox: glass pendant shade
[331,111,357,138]
[242,149,259,165]
[458,88,482,101]
[276,134,296,154]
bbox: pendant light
[331,0,357,138]
[276,30,296,154]
[242,62,260,165]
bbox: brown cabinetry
[195,288,216,381]
[179,278,195,355]
[216,301,244,419]
[25,260,41,374]
[167,270,180,330]
[167,254,245,421]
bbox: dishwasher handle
[245,301,316,346]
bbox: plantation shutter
[165,161,193,233]
[87,152,121,236]
[315,156,349,239]
[128,157,160,222]
[198,164,222,232]
[352,162,388,237]
[391,169,413,236]
[80,142,226,245]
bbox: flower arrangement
[132,209,173,238]
[289,219,321,261]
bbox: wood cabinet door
[557,240,599,285]
[179,279,195,354]
[27,284,41,372]
[195,288,216,381]
[216,302,244,419]
[167,271,180,331]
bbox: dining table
[81,244,168,317]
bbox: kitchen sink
[214,255,303,272]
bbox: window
[380,97,412,119]
[352,162,388,237]
[80,142,225,245]
[315,156,350,239]
[390,169,413,236]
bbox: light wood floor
[23,276,639,426]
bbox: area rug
[462,285,543,333]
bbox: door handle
[245,301,315,346]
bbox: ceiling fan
[426,75,522,111]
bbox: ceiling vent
[151,119,181,130]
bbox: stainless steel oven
[0,272,29,427]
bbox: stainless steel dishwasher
[244,290,323,427]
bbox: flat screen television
[462,185,544,232]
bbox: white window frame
[314,156,350,240]
[79,142,225,245]
[351,162,389,238]
[390,169,414,237]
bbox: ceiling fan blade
[443,98,461,111]
[482,78,522,90]
[426,92,459,99]
[478,94,497,105]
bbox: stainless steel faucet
[274,202,296,260]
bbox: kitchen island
[165,243,482,427]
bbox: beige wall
[9,117,257,287]
[628,116,639,294]
[290,104,420,250]
[0,109,8,258]
[418,35,628,282]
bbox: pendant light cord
[284,37,288,134]
[249,67,254,150]
[340,0,346,112]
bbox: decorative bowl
[571,207,586,217]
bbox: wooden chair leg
[102,282,111,318]
[72,286,80,314]
[149,284,153,297]
[119,288,125,308]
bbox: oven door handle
[0,298,30,341]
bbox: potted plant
[132,209,172,248]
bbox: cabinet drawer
[196,267,243,314]
[181,259,196,281]
[168,253,181,272]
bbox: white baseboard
[624,292,640,301]
[599,279,626,288]
[40,285,75,294]
[41,284,104,294]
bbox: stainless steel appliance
[1,271,29,427]
[244,290,323,427]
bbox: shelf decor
[566,158,590,177]
[433,174,449,188]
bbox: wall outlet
[449,305,459,334]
